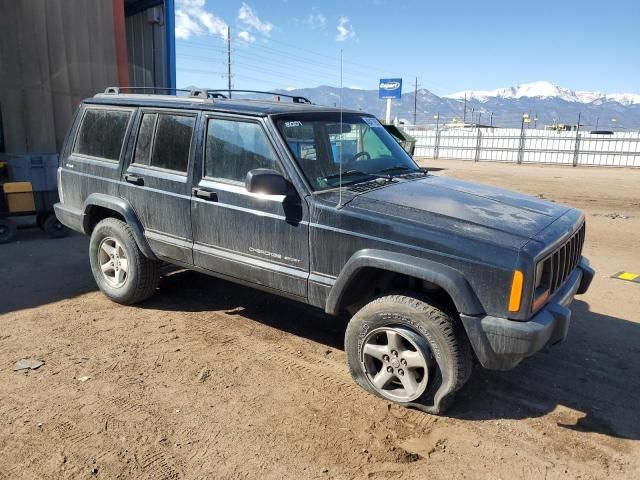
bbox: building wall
[0,0,120,153]
[126,4,168,90]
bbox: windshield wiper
[322,170,390,182]
[376,165,419,174]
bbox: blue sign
[379,78,402,99]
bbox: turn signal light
[508,270,524,312]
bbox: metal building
[0,0,176,155]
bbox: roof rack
[103,86,211,99]
[206,89,313,104]
[101,87,313,104]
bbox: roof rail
[102,86,213,100]
[101,87,313,104]
[206,89,313,104]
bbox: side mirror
[245,169,291,196]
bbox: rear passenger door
[190,115,310,298]
[120,109,198,265]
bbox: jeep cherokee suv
[55,88,594,413]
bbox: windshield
[275,113,419,190]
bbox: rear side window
[74,108,131,160]
[205,118,281,183]
[133,112,195,173]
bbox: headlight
[532,259,550,311]
[535,261,545,289]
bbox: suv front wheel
[89,218,160,305]
[345,293,473,414]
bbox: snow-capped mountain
[445,81,640,106]
[184,82,640,128]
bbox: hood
[350,175,570,243]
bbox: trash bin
[382,125,416,156]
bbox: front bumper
[460,257,595,370]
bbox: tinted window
[205,119,281,182]
[133,113,157,166]
[74,108,131,160]
[132,113,194,173]
[152,114,195,172]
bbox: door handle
[124,174,144,186]
[193,187,218,201]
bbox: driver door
[190,115,310,298]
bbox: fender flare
[83,193,157,260]
[325,249,484,316]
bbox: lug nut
[386,366,393,373]
[391,350,398,357]
[401,359,407,366]
[398,369,404,376]
[382,355,390,362]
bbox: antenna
[338,48,344,208]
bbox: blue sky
[175,0,640,95]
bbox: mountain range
[186,81,640,129]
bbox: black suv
[55,88,594,413]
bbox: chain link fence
[403,127,640,167]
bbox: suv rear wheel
[89,218,160,304]
[345,293,472,414]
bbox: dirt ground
[1,159,639,480]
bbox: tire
[42,214,70,238]
[89,217,160,305]
[0,218,17,244]
[345,292,473,414]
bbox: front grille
[545,222,586,295]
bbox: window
[133,112,195,173]
[205,118,281,183]
[74,108,131,160]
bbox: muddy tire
[345,292,473,414]
[89,218,160,305]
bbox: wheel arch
[83,193,157,260]
[325,249,484,317]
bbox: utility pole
[478,112,482,125]
[463,93,467,124]
[490,111,494,127]
[471,107,475,126]
[595,116,599,131]
[413,77,418,125]
[227,26,232,98]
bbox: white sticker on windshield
[285,121,303,128]
[362,117,382,128]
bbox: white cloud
[238,3,273,36]
[336,16,355,42]
[306,11,326,30]
[175,0,227,40]
[238,30,256,43]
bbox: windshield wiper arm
[322,170,387,182]
[376,165,419,174]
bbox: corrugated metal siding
[126,5,168,90]
[0,0,119,153]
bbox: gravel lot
[1,160,639,479]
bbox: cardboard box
[3,182,35,213]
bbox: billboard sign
[379,78,402,99]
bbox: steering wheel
[350,151,371,163]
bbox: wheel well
[85,205,125,233]
[338,267,457,316]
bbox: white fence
[404,127,640,167]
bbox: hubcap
[361,326,433,402]
[97,237,129,288]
